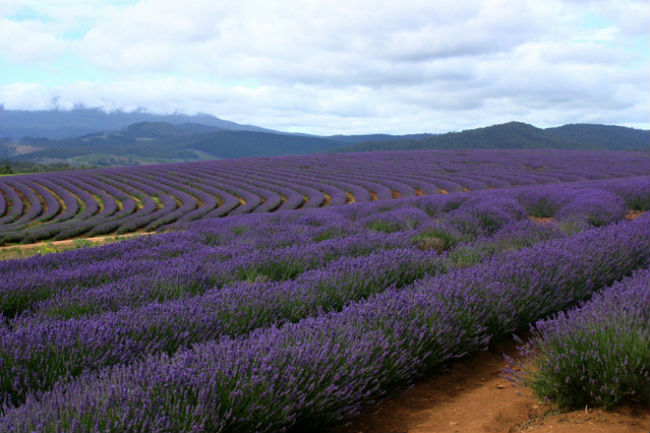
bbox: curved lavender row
[3,176,105,242]
[51,177,98,220]
[76,174,140,222]
[186,166,281,214]
[251,190,284,213]
[45,174,130,239]
[76,175,133,211]
[276,188,304,211]
[257,169,349,205]
[469,174,512,189]
[44,176,112,239]
[288,157,487,192]
[171,167,247,217]
[95,173,162,234]
[215,176,285,213]
[220,166,327,209]
[83,174,154,236]
[208,167,307,211]
[116,172,180,215]
[140,169,219,223]
[287,167,397,200]
[22,179,61,222]
[34,178,79,222]
[207,182,261,215]
[329,175,395,200]
[0,248,446,405]
[293,151,628,190]
[127,170,201,231]
[245,162,367,203]
[0,193,5,218]
[0,180,65,244]
[512,268,650,409]
[268,168,371,202]
[0,180,40,229]
[219,170,306,211]
[1,177,641,317]
[430,177,465,193]
[3,215,647,432]
[325,163,444,193]
[0,150,648,241]
[64,175,119,219]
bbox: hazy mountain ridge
[0,108,274,139]
[333,122,649,153]
[1,114,647,169]
[544,124,649,151]
[3,122,344,166]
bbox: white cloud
[0,0,647,134]
[0,18,67,62]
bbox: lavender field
[0,150,648,432]
[0,150,648,244]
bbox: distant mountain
[184,130,345,159]
[327,133,430,144]
[544,124,649,151]
[2,118,646,171]
[6,122,344,166]
[334,122,649,152]
[0,108,274,139]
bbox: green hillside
[334,122,649,152]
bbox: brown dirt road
[333,339,649,433]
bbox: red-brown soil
[333,339,649,433]
[528,216,554,225]
[625,210,644,221]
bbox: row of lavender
[1,150,648,244]
[509,268,649,409]
[0,176,648,430]
[1,175,647,321]
[0,206,567,406]
[1,204,647,431]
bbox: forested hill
[3,122,345,167]
[544,124,649,151]
[2,119,647,170]
[333,122,649,153]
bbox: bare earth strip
[333,339,649,433]
[0,232,154,260]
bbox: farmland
[0,149,648,245]
[0,147,648,431]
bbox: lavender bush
[509,268,650,409]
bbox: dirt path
[333,339,649,433]
[0,232,154,260]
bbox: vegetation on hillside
[334,122,649,153]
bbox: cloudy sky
[0,0,648,134]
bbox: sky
[0,0,648,135]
